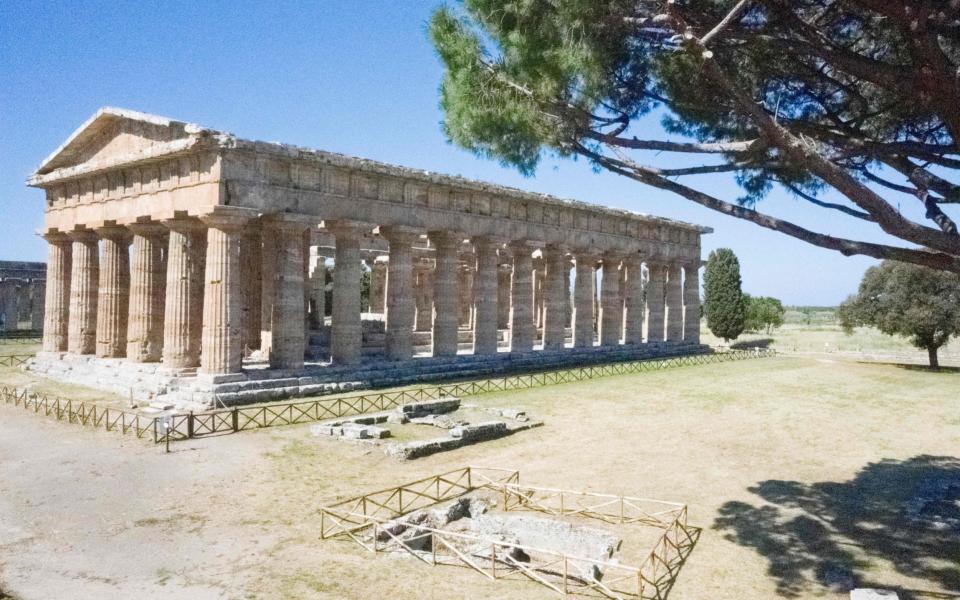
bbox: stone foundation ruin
[320,467,696,598]
[309,397,541,459]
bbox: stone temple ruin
[26,108,711,409]
[309,397,542,459]
[0,261,45,332]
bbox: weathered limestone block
[67,229,99,355]
[127,223,166,362]
[41,233,71,352]
[162,218,206,369]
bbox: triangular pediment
[32,107,212,179]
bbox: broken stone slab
[399,397,460,417]
[409,414,464,429]
[850,590,899,600]
[310,424,343,437]
[450,421,507,441]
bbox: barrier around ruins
[0,348,775,444]
[320,466,698,599]
[0,386,156,439]
[0,354,33,367]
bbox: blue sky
[1,0,931,305]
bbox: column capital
[66,228,99,243]
[327,219,375,238]
[162,216,206,234]
[428,230,464,248]
[95,224,133,243]
[472,235,506,249]
[40,230,71,244]
[128,221,168,238]
[261,211,315,233]
[380,225,421,245]
[202,213,253,232]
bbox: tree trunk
[927,346,940,370]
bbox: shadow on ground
[713,455,960,599]
[730,338,775,350]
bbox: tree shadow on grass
[730,338,775,350]
[713,455,960,599]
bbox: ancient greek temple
[28,108,710,408]
[0,261,46,332]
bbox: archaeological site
[25,108,710,410]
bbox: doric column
[240,222,262,350]
[127,223,167,362]
[413,258,433,332]
[259,222,277,357]
[369,257,388,314]
[263,215,310,370]
[573,251,595,348]
[542,245,568,351]
[162,219,206,369]
[381,226,418,360]
[532,257,545,331]
[509,241,535,352]
[308,247,327,329]
[330,221,368,365]
[623,254,645,345]
[497,262,512,329]
[430,231,461,357]
[683,262,701,344]
[646,263,666,343]
[600,253,623,346]
[665,263,684,342]
[41,233,71,352]
[473,237,501,355]
[458,262,475,328]
[199,213,249,375]
[66,230,99,354]
[95,226,131,358]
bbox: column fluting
[240,223,262,351]
[646,263,666,343]
[127,223,167,362]
[199,214,249,375]
[430,231,460,357]
[683,263,701,344]
[623,254,645,345]
[263,216,310,370]
[542,245,568,351]
[162,219,206,369]
[573,252,595,348]
[67,230,99,355]
[600,253,623,346]
[330,222,367,365]
[472,237,501,355]
[509,241,535,353]
[41,233,72,352]
[413,259,433,332]
[665,263,684,342]
[382,227,419,361]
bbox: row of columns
[42,217,701,378]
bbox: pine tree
[703,249,746,343]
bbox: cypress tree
[703,248,746,342]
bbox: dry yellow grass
[1,354,957,599]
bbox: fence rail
[1,348,775,444]
[0,354,33,367]
[0,330,42,341]
[0,386,156,439]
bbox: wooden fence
[1,348,775,444]
[0,386,156,439]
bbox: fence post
[232,407,239,432]
[187,411,195,438]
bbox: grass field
[0,352,957,600]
